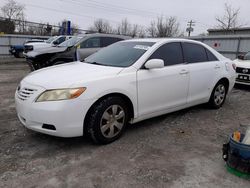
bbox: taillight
[232,63,236,71]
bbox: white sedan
[15,38,236,144]
[234,52,250,85]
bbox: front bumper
[15,82,94,137]
[235,73,250,86]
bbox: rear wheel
[208,81,227,109]
[86,97,128,144]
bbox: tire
[87,97,128,144]
[14,53,19,58]
[18,52,24,58]
[208,81,228,109]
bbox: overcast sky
[1,0,250,36]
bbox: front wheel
[208,82,227,109]
[86,97,128,144]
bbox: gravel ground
[0,59,250,188]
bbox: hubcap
[100,105,125,138]
[214,84,226,106]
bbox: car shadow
[126,104,206,132]
[234,84,250,91]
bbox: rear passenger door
[182,42,220,103]
[77,37,101,61]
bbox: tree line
[0,0,244,37]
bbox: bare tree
[116,19,146,37]
[15,12,26,33]
[117,18,132,36]
[89,19,113,33]
[1,0,25,20]
[148,16,180,37]
[215,3,241,30]
[137,26,146,38]
[147,21,157,37]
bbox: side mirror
[238,54,244,60]
[144,59,164,69]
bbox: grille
[236,67,250,74]
[17,87,37,101]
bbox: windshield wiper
[84,61,107,66]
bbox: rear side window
[206,49,218,61]
[182,43,208,63]
[80,37,101,48]
[148,42,184,66]
[101,37,124,47]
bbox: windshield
[45,36,58,43]
[58,36,83,47]
[244,52,250,60]
[84,41,155,67]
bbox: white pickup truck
[23,35,72,56]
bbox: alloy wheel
[100,105,125,138]
[214,84,226,106]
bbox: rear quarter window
[206,49,218,61]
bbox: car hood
[27,46,68,57]
[22,61,124,89]
[234,59,250,68]
[25,42,46,46]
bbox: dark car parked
[9,45,24,58]
[26,33,130,71]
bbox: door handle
[179,69,189,75]
[215,65,221,69]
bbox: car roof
[125,38,204,44]
[82,33,131,39]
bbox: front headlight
[36,87,86,102]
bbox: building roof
[208,27,250,32]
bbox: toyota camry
[15,38,236,144]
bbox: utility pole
[186,20,195,37]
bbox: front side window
[84,41,155,67]
[80,37,101,48]
[148,42,184,66]
[182,42,207,63]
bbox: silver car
[76,33,131,61]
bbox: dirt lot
[0,58,250,188]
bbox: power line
[16,0,212,34]
[59,0,189,23]
[25,3,120,24]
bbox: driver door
[137,42,189,116]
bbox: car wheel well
[83,93,134,135]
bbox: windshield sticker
[133,45,150,51]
